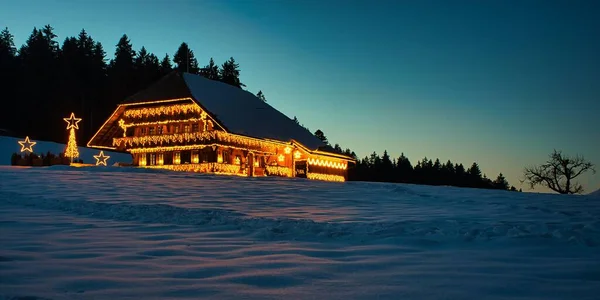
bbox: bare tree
[523,150,595,194]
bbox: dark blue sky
[2,0,599,192]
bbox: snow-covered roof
[182,73,326,150]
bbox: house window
[184,124,190,133]
[235,155,241,165]
[139,154,147,166]
[157,126,163,135]
[149,127,155,135]
[149,153,156,166]
[192,123,199,132]
[140,128,147,136]
[191,151,199,164]
[222,150,231,164]
[157,153,164,165]
[173,125,180,134]
[174,152,181,164]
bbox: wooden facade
[88,72,354,181]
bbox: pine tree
[200,57,220,80]
[64,128,79,161]
[314,129,329,145]
[493,173,509,190]
[173,42,199,74]
[160,53,172,75]
[219,57,245,88]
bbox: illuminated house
[88,71,354,181]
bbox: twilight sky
[2,0,599,193]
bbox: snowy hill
[589,189,600,198]
[0,135,132,165]
[1,166,599,299]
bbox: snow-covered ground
[1,166,599,300]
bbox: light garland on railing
[128,143,276,155]
[123,103,202,119]
[113,131,278,152]
[120,117,205,129]
[143,163,243,176]
[266,165,292,177]
[307,173,345,182]
[307,158,347,170]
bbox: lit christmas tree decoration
[64,113,81,162]
[18,136,36,153]
[94,151,110,166]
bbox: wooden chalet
[87,71,355,181]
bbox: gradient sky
[2,0,599,193]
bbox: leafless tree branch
[523,149,595,195]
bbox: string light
[18,136,36,153]
[266,165,292,177]
[308,158,347,170]
[284,146,292,154]
[123,103,202,119]
[278,154,285,162]
[143,163,243,176]
[93,151,110,166]
[307,173,345,182]
[64,112,82,130]
[127,143,276,155]
[64,113,81,161]
[113,131,279,153]
[294,150,302,159]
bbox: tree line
[0,25,254,143]
[309,128,521,191]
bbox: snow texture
[1,165,600,300]
[0,136,132,166]
[183,73,325,150]
[589,189,600,198]
[1,133,600,299]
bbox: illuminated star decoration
[93,151,110,166]
[63,112,82,130]
[18,136,36,153]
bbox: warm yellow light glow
[113,131,278,153]
[139,154,147,166]
[93,151,110,166]
[64,112,82,130]
[217,153,223,163]
[294,150,302,159]
[118,119,127,137]
[119,118,206,129]
[307,158,347,170]
[191,151,199,164]
[284,146,292,154]
[174,152,181,164]
[307,173,345,182]
[18,136,36,153]
[235,156,241,165]
[123,103,202,119]
[157,152,164,165]
[254,161,259,167]
[127,143,274,155]
[142,163,242,176]
[278,154,285,162]
[266,165,292,177]
[65,128,79,159]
